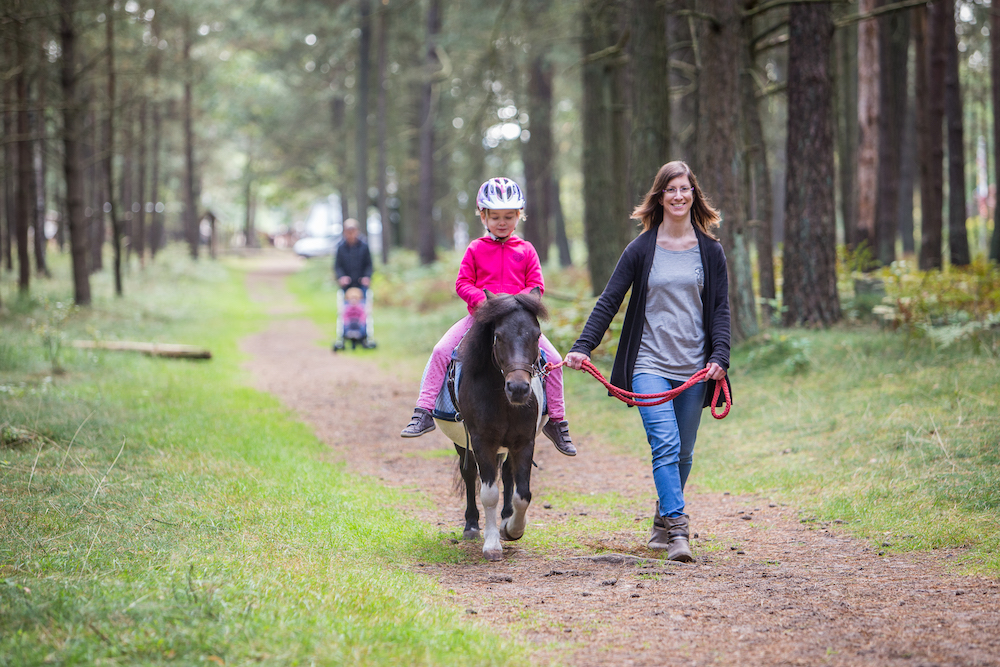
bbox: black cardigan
[569,224,733,409]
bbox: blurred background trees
[2,0,1000,334]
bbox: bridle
[492,334,544,384]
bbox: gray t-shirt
[633,244,705,381]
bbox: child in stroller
[333,286,376,351]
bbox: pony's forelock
[460,293,547,375]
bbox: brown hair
[631,161,721,239]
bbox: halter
[492,334,543,383]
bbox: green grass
[0,248,526,666]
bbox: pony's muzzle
[505,376,532,405]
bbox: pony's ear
[529,287,541,299]
[484,289,496,300]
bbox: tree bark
[60,0,90,305]
[331,95,351,228]
[855,0,879,256]
[417,0,441,265]
[522,36,554,263]
[992,2,1000,262]
[149,0,163,258]
[88,103,103,273]
[106,0,123,295]
[918,0,945,270]
[898,70,916,255]
[33,59,49,278]
[183,15,198,259]
[741,16,775,325]
[356,0,372,236]
[15,19,32,293]
[874,2,909,266]
[943,0,969,266]
[782,2,840,326]
[135,97,147,266]
[376,4,390,263]
[243,152,256,247]
[628,0,670,210]
[121,98,135,266]
[3,43,13,273]
[551,176,572,266]
[668,0,699,166]
[697,0,757,341]
[835,20,858,247]
[581,0,631,294]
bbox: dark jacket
[334,238,373,290]
[569,224,732,409]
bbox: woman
[565,161,732,562]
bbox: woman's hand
[705,362,727,381]
[564,351,590,370]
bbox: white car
[293,235,339,258]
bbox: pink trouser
[415,314,566,420]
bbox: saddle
[432,349,548,423]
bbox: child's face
[480,208,521,238]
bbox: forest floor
[241,258,1000,667]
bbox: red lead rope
[544,359,731,419]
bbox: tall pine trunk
[697,0,757,341]
[417,0,441,265]
[149,0,163,258]
[106,0,123,295]
[3,45,14,273]
[898,74,917,255]
[875,4,910,266]
[628,0,670,209]
[552,176,572,266]
[15,23,31,293]
[60,0,90,305]
[919,0,945,269]
[581,0,630,294]
[856,0,879,256]
[356,0,372,235]
[835,21,858,247]
[331,95,352,228]
[376,4,390,263]
[183,16,198,259]
[782,2,840,326]
[992,2,1000,262]
[522,33,554,263]
[136,97,147,266]
[943,0,969,266]
[33,65,49,277]
[668,1,699,166]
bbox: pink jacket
[456,234,544,314]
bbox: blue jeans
[632,373,707,518]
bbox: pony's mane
[460,293,547,375]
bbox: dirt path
[241,259,1000,667]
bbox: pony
[433,289,548,561]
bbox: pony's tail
[453,448,480,496]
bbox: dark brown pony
[448,289,548,561]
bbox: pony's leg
[500,445,533,541]
[454,443,480,540]
[500,453,514,522]
[477,454,503,561]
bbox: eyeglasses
[663,187,692,196]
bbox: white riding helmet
[476,177,525,211]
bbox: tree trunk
[992,2,1000,262]
[356,0,372,236]
[581,0,631,294]
[918,0,945,270]
[88,103,104,273]
[60,0,90,305]
[551,176,572,266]
[106,0,123,295]
[33,62,50,277]
[376,4,390,264]
[3,46,13,273]
[782,2,840,326]
[835,20,858,247]
[331,95,352,228]
[697,0,757,341]
[522,42,554,263]
[856,0,879,256]
[668,0,699,166]
[16,27,32,294]
[149,0,163,258]
[417,0,441,265]
[135,97,147,266]
[183,16,198,259]
[898,72,917,255]
[244,152,256,247]
[628,0,670,210]
[875,3,910,266]
[121,98,135,267]
[943,0,969,266]
[741,17,775,325]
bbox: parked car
[293,235,339,258]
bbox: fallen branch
[72,340,211,359]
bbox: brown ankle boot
[648,502,671,550]
[663,514,693,562]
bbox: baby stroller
[332,286,377,351]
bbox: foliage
[740,332,811,375]
[26,299,78,374]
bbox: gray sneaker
[400,407,436,438]
[542,419,576,456]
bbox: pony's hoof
[483,547,504,562]
[463,527,481,541]
[499,523,523,542]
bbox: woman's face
[661,175,694,221]
[481,208,521,238]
